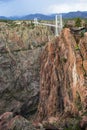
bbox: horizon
[0,0,87,17]
[0,10,87,17]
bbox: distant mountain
[0,16,8,20]
[21,14,55,20]
[62,11,87,18]
[0,11,87,20]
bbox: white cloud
[46,4,71,13]
[46,2,87,14]
[0,0,87,16]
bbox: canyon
[0,21,87,130]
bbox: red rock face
[37,28,87,121]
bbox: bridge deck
[33,22,56,27]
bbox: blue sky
[0,0,87,16]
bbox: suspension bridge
[33,15,63,36]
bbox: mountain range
[0,11,87,20]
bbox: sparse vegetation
[80,31,84,37]
[64,124,81,130]
[0,19,12,23]
[75,44,80,51]
[75,92,82,111]
[30,21,35,29]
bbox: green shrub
[64,124,81,130]
[75,92,82,111]
[75,18,82,27]
[75,44,80,51]
[80,32,84,37]
[30,21,35,29]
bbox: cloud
[46,1,87,14]
[0,0,87,16]
[46,4,71,13]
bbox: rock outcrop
[0,21,54,118]
[37,28,87,122]
[0,112,37,130]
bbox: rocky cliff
[0,21,87,129]
[37,28,87,129]
[0,21,54,119]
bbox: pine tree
[75,17,82,27]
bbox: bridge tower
[55,14,63,36]
[55,15,58,36]
[60,14,63,30]
[34,18,38,26]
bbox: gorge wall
[0,21,54,119]
[37,28,87,123]
[0,21,87,129]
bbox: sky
[0,0,87,16]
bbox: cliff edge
[37,28,87,128]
